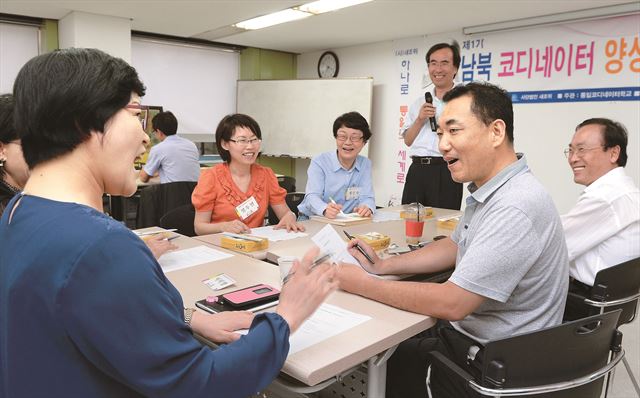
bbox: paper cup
[405,220,425,244]
[277,256,297,285]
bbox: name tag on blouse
[345,187,360,200]
[235,196,259,220]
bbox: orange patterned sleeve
[266,168,286,206]
[191,167,219,212]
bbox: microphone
[424,92,437,131]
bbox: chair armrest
[429,351,475,385]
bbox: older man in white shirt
[562,118,640,289]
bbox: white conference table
[143,228,437,397]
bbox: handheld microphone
[424,92,437,131]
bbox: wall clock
[318,51,339,78]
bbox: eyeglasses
[336,134,364,143]
[125,104,150,129]
[228,137,261,146]
[563,146,604,158]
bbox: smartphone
[196,296,279,314]
[221,284,280,308]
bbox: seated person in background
[192,114,304,234]
[1,48,337,398]
[562,118,639,289]
[297,111,375,219]
[139,110,200,183]
[336,82,569,398]
[0,94,29,217]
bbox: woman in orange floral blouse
[192,114,304,235]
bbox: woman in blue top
[298,112,376,219]
[0,48,336,398]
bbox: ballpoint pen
[343,230,375,264]
[135,229,178,237]
[282,252,333,285]
[328,196,347,217]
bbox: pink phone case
[222,284,280,307]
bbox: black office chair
[277,175,296,193]
[267,192,305,226]
[159,203,196,237]
[564,256,640,396]
[136,181,197,228]
[428,310,625,398]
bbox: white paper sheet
[158,245,233,273]
[372,211,402,223]
[249,226,308,242]
[288,303,372,355]
[311,224,359,265]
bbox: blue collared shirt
[143,135,200,183]
[298,151,375,218]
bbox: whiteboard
[0,23,39,93]
[131,38,239,138]
[237,78,373,158]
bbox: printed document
[288,303,371,355]
[250,226,308,242]
[158,245,233,273]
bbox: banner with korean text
[391,14,639,199]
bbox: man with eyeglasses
[561,118,639,293]
[139,111,200,183]
[401,42,463,210]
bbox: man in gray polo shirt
[337,82,568,398]
[139,111,200,183]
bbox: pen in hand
[329,196,347,217]
[282,252,333,285]
[343,230,375,264]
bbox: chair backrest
[267,192,305,226]
[277,176,296,193]
[590,256,640,326]
[159,203,196,237]
[478,310,621,397]
[136,181,197,228]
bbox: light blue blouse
[298,150,375,218]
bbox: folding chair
[428,310,625,397]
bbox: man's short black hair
[332,112,371,142]
[443,82,514,143]
[152,111,178,136]
[215,114,262,163]
[426,42,461,69]
[13,48,145,168]
[576,118,628,167]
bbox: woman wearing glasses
[0,94,29,217]
[298,111,375,219]
[192,113,303,235]
[1,48,336,398]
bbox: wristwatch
[184,307,196,326]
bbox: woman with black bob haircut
[297,111,376,219]
[0,48,336,398]
[192,113,304,234]
[0,94,29,217]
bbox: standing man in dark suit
[401,42,463,210]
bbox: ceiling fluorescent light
[297,0,373,15]
[463,2,639,35]
[234,9,311,30]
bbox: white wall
[59,11,131,62]
[298,26,640,214]
[298,41,398,205]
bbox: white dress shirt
[562,167,640,285]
